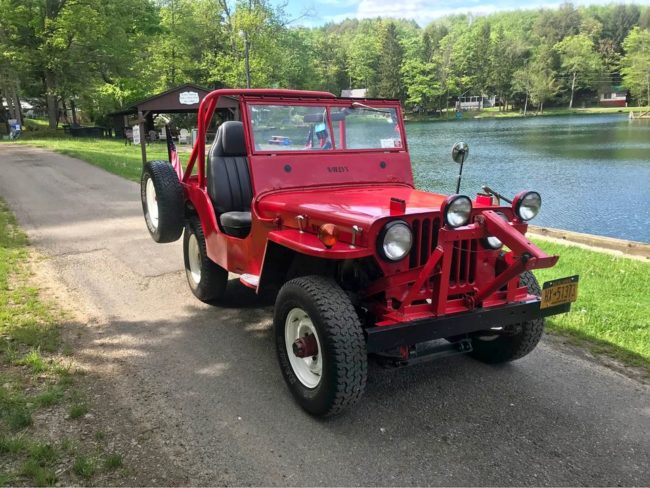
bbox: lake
[406,114,650,243]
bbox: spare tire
[141,160,184,243]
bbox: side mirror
[451,142,469,193]
[451,141,469,164]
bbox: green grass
[20,459,57,486]
[534,239,650,370]
[104,453,123,470]
[68,402,89,419]
[0,200,61,354]
[0,199,130,484]
[7,136,169,182]
[73,455,96,478]
[0,433,30,454]
[34,386,65,407]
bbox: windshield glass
[331,105,402,149]
[249,105,333,151]
[248,103,403,152]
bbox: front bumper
[365,299,570,353]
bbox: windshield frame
[241,96,406,155]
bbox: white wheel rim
[145,178,159,229]
[188,233,201,285]
[285,308,322,389]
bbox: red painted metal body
[178,88,560,332]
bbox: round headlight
[482,212,509,249]
[514,191,542,221]
[379,221,412,261]
[444,195,472,228]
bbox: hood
[257,185,447,228]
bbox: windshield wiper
[350,102,392,114]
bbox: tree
[375,22,404,99]
[401,57,442,110]
[451,18,492,96]
[599,4,640,51]
[345,22,381,91]
[516,46,559,114]
[529,66,560,114]
[513,66,534,115]
[533,2,580,44]
[0,0,158,127]
[621,27,650,106]
[490,27,529,111]
[555,34,603,108]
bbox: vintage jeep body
[140,89,577,416]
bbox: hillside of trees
[1,0,649,128]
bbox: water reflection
[407,114,650,243]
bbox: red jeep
[140,89,578,416]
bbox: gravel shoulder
[1,144,649,486]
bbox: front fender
[267,229,373,259]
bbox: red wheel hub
[292,334,318,358]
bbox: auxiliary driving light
[443,195,472,228]
[513,191,542,221]
[483,212,509,249]
[378,220,412,261]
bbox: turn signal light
[318,224,339,248]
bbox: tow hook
[293,334,318,358]
[464,293,477,310]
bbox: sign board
[179,91,200,105]
[132,125,140,145]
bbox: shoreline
[405,106,650,123]
[528,225,650,261]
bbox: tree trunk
[61,99,69,125]
[9,84,22,126]
[569,71,576,109]
[45,71,58,129]
[71,98,78,125]
[540,101,544,114]
[523,92,528,116]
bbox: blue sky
[278,0,650,27]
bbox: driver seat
[207,121,252,238]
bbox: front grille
[449,239,476,287]
[409,217,441,268]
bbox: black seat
[207,121,252,238]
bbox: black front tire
[274,276,368,417]
[469,271,545,364]
[141,160,184,243]
[183,216,228,302]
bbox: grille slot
[409,218,440,268]
[450,239,476,286]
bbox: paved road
[1,145,649,486]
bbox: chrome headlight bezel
[513,191,542,221]
[377,220,412,262]
[443,195,473,228]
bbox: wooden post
[138,109,147,165]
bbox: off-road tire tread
[184,216,228,302]
[470,271,544,364]
[141,160,184,243]
[275,276,367,417]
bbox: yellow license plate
[540,275,579,309]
